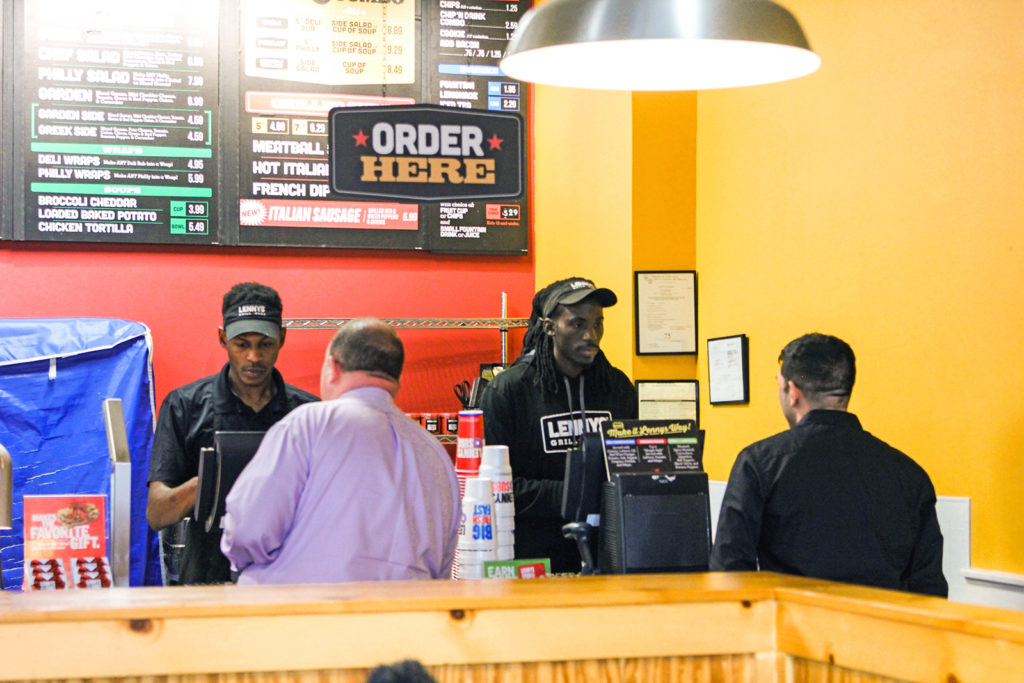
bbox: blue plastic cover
[0,318,161,589]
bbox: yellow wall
[532,1,1024,573]
[533,86,634,370]
[632,92,698,382]
[696,0,1024,573]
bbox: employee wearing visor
[480,278,638,573]
[146,282,318,585]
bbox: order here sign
[328,105,524,202]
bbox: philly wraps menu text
[22,0,219,244]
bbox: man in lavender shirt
[220,318,460,584]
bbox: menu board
[422,0,529,253]
[237,0,530,253]
[237,0,422,250]
[18,0,221,244]
[6,0,531,252]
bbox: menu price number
[486,204,520,220]
[251,118,291,134]
[170,217,209,235]
[170,200,208,218]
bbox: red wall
[0,242,533,414]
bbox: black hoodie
[480,354,637,573]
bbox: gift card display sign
[22,494,111,590]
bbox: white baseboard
[961,569,1024,610]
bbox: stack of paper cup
[452,409,484,579]
[455,477,497,579]
[478,444,515,561]
[454,409,484,497]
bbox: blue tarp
[0,318,161,588]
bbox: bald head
[321,318,404,400]
[329,318,404,382]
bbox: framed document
[707,334,749,405]
[634,271,697,355]
[636,379,699,424]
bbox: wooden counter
[3,572,1024,682]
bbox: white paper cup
[458,562,485,580]
[457,547,498,563]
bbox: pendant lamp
[500,0,821,91]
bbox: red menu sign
[22,494,111,590]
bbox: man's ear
[542,317,554,336]
[278,328,286,348]
[785,380,803,407]
[218,328,228,349]
[328,356,343,383]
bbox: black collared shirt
[148,363,318,584]
[710,410,948,597]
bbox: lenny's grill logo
[539,410,613,454]
[236,305,266,317]
[329,105,523,201]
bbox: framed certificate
[707,334,749,405]
[636,379,699,425]
[634,271,697,355]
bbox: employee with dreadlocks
[480,278,638,572]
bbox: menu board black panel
[6,0,531,253]
[237,0,530,253]
[423,0,529,254]
[0,2,9,240]
[18,0,221,244]
[237,0,425,250]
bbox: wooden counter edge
[0,571,797,623]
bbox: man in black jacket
[481,278,637,573]
[710,333,947,597]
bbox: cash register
[561,420,710,575]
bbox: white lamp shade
[500,0,821,91]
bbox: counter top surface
[0,571,816,621]
[5,572,1024,682]
[3,571,1024,641]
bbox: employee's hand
[145,477,198,531]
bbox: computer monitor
[201,431,265,532]
[561,432,606,523]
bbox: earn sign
[329,105,524,201]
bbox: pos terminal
[561,420,710,575]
